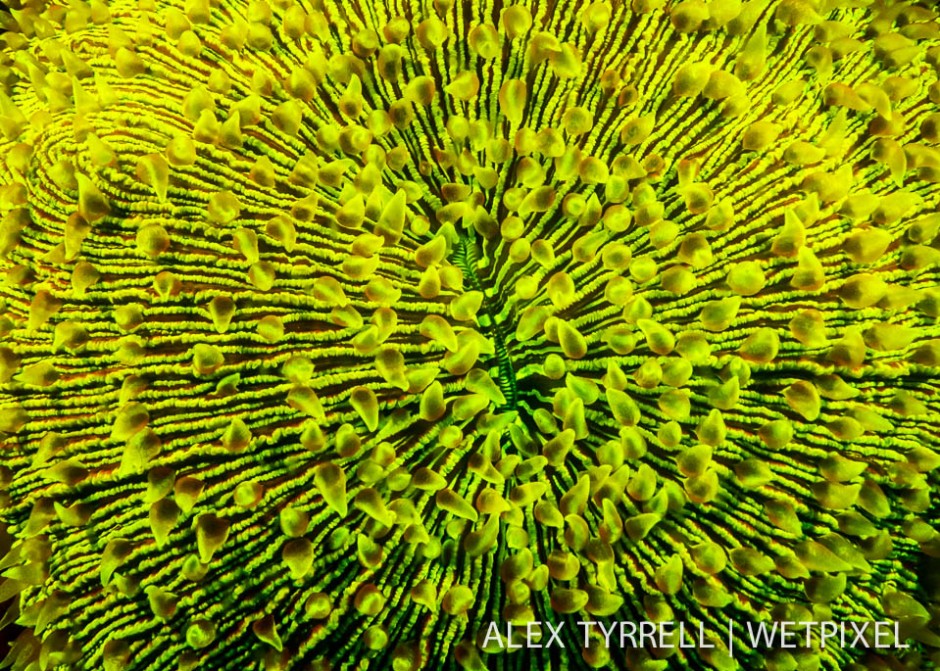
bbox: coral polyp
[1,0,940,669]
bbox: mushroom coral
[1,0,939,669]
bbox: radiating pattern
[1,0,940,669]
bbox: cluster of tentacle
[1,0,939,669]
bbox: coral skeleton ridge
[0,0,939,669]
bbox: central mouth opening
[451,233,520,414]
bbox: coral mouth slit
[452,234,520,414]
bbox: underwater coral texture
[1,0,940,669]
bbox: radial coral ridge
[2,0,940,668]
